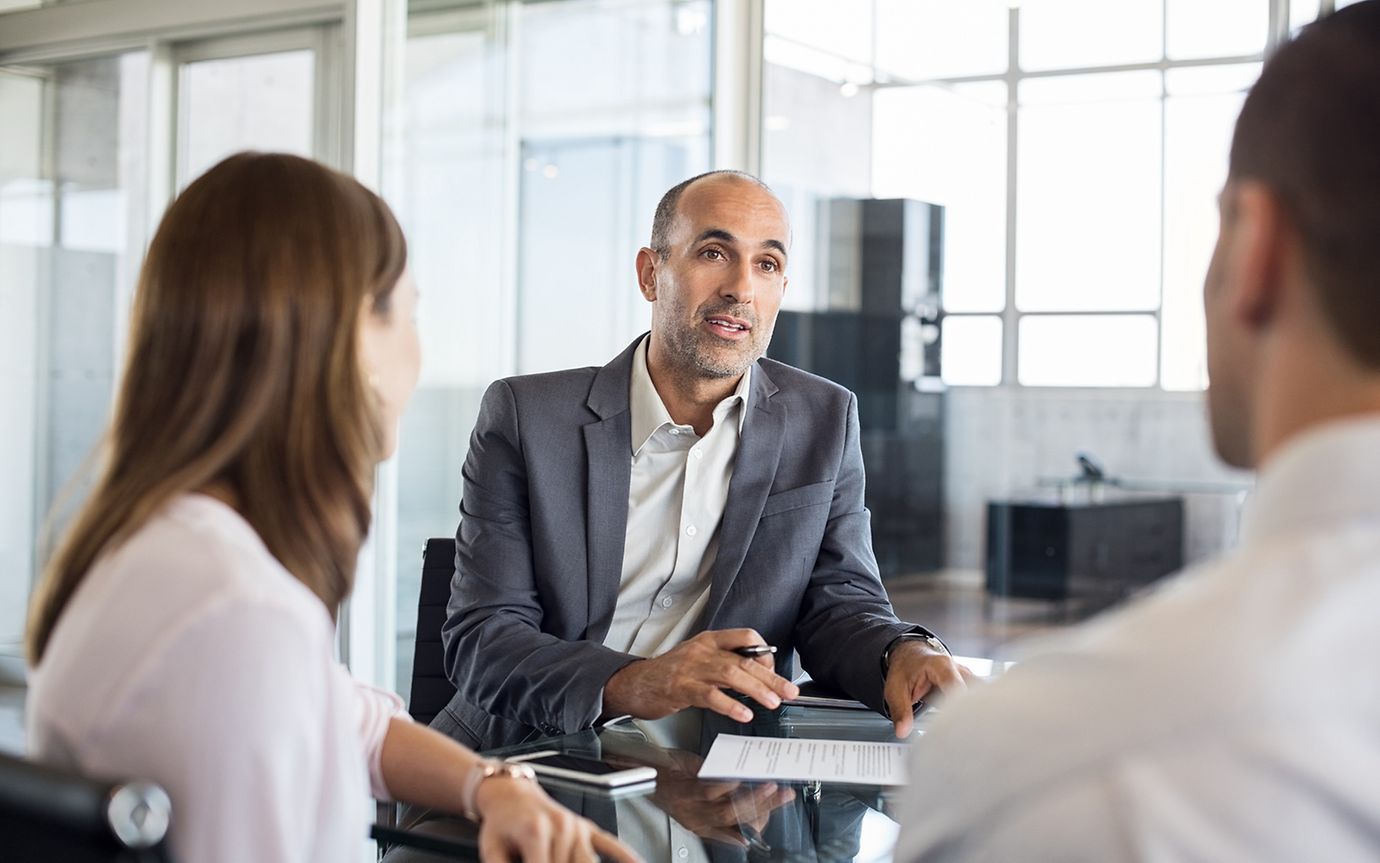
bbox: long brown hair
[27,152,407,664]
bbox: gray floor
[884,568,1080,661]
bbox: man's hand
[604,629,800,723]
[883,642,980,738]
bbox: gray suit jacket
[435,336,928,751]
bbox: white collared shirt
[602,336,750,658]
[897,416,1380,863]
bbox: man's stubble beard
[659,312,773,382]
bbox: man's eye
[760,259,778,273]
[702,248,724,260]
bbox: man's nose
[719,259,755,304]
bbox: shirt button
[692,448,703,460]
[661,596,674,609]
[685,524,698,537]
[670,428,681,436]
[678,848,689,859]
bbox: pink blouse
[27,494,409,862]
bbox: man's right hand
[603,629,800,723]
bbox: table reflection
[381,702,929,862]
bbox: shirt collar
[1238,415,1380,547]
[629,335,751,455]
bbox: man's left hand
[883,643,979,738]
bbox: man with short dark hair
[897,4,1380,860]
[434,169,971,752]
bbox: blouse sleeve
[348,674,411,801]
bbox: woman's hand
[376,718,642,861]
[474,775,643,863]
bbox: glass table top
[377,703,943,863]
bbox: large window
[765,0,1294,390]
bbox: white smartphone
[505,750,657,788]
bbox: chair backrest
[0,751,173,863]
[409,537,459,726]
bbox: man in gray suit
[434,170,972,752]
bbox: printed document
[696,735,908,786]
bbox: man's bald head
[649,170,781,260]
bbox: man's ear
[1225,181,1289,330]
[635,247,658,302]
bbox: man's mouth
[705,315,752,338]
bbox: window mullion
[1002,4,1020,386]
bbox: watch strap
[460,759,537,822]
[880,628,949,678]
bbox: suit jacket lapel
[703,363,784,626]
[582,336,642,641]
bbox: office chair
[0,751,173,863]
[408,538,459,726]
[378,538,460,849]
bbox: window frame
[763,0,1329,391]
[171,26,345,187]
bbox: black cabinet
[985,498,1184,601]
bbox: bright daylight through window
[765,0,1273,390]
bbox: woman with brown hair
[24,152,638,863]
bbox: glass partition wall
[0,53,149,652]
[383,0,712,698]
[0,16,342,665]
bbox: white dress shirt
[897,416,1380,863]
[27,494,408,863]
[602,335,750,658]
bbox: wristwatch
[460,758,538,821]
[880,630,948,677]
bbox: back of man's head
[1229,1,1380,369]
